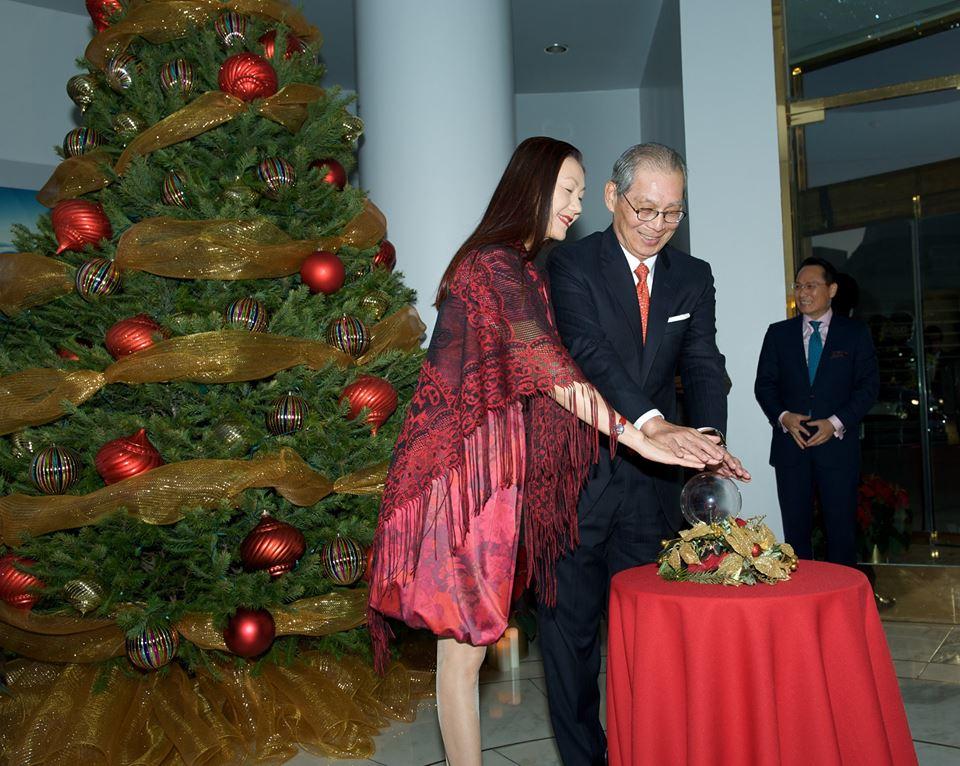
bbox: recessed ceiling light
[544,43,568,54]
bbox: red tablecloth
[607,561,916,766]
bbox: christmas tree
[0,1,430,760]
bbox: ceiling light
[544,43,568,54]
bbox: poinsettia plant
[857,475,911,559]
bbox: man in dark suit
[540,143,746,766]
[754,257,879,566]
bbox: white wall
[515,89,641,240]
[356,0,514,335]
[679,0,786,536]
[0,1,88,190]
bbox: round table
[606,561,916,766]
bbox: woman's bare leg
[436,636,487,766]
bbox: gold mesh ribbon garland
[0,453,387,544]
[115,202,386,279]
[85,0,320,70]
[0,586,374,663]
[112,86,331,172]
[0,652,432,763]
[35,151,114,208]
[0,253,75,315]
[0,305,423,435]
[0,448,325,544]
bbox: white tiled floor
[293,621,960,766]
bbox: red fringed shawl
[367,245,613,671]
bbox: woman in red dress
[367,137,729,765]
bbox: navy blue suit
[540,227,727,766]
[754,313,879,565]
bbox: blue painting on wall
[0,187,45,253]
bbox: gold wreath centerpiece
[657,515,799,585]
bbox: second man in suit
[540,142,747,766]
[754,257,879,566]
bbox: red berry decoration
[95,428,164,485]
[0,554,44,610]
[57,347,80,361]
[224,607,276,658]
[300,250,345,295]
[240,512,306,578]
[86,0,125,31]
[259,29,308,60]
[218,53,278,102]
[751,543,762,558]
[51,199,112,254]
[373,239,397,271]
[310,158,346,190]
[340,375,398,436]
[105,314,170,359]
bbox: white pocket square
[667,313,690,323]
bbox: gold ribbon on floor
[115,202,385,279]
[0,253,74,315]
[0,652,432,763]
[85,0,319,70]
[0,447,333,544]
[0,452,388,544]
[35,151,114,208]
[0,306,421,434]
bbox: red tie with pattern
[635,262,650,342]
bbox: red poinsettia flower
[688,552,726,572]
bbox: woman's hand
[622,428,709,469]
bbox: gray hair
[611,142,687,195]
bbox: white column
[355,0,514,334]
[679,0,786,535]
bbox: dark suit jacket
[754,314,879,469]
[548,226,727,528]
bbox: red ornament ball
[300,250,345,295]
[310,158,346,190]
[86,0,125,31]
[751,543,762,558]
[340,375,398,435]
[95,428,164,485]
[105,314,170,359]
[218,53,278,101]
[51,199,112,254]
[224,607,276,657]
[0,554,44,610]
[259,29,308,60]
[240,513,306,578]
[373,239,397,271]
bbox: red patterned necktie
[635,262,650,342]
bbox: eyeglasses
[620,194,686,225]
[791,281,827,292]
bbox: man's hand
[706,450,751,481]
[780,412,810,449]
[804,418,836,447]
[640,417,724,465]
